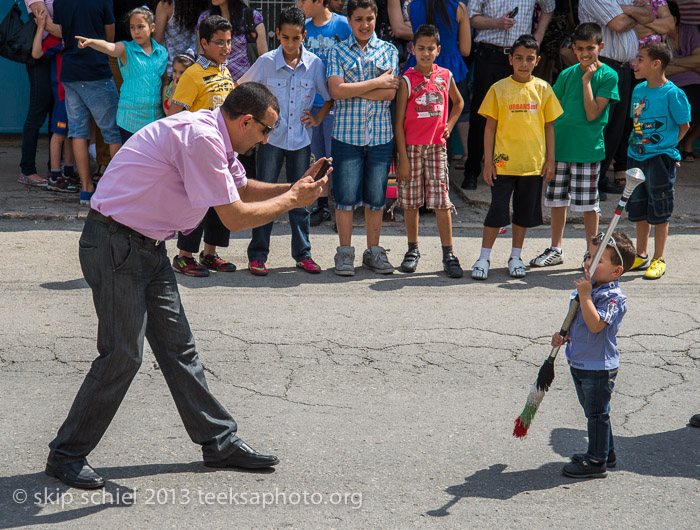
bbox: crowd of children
[19,0,698,481]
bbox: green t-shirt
[553,62,619,163]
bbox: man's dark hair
[277,6,306,31]
[413,24,440,46]
[347,0,377,18]
[591,231,636,272]
[221,82,280,123]
[510,34,539,55]
[199,15,233,42]
[641,41,672,69]
[571,22,603,45]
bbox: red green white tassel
[513,385,546,438]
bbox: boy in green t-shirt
[530,23,619,269]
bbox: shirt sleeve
[468,0,485,18]
[254,9,263,26]
[180,133,241,208]
[103,0,115,25]
[597,294,623,325]
[597,68,620,102]
[314,60,332,102]
[478,84,499,120]
[536,0,556,13]
[543,85,564,122]
[581,0,624,26]
[237,55,265,84]
[171,70,198,110]
[327,45,343,78]
[552,70,565,101]
[670,86,692,125]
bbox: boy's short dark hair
[571,22,603,45]
[347,0,377,18]
[641,41,672,69]
[199,15,233,43]
[510,34,539,55]
[592,231,636,272]
[221,82,281,123]
[413,24,440,46]
[278,6,306,30]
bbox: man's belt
[87,209,163,246]
[477,42,512,55]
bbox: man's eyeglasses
[209,39,232,48]
[253,116,280,136]
[584,233,623,266]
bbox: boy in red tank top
[395,24,465,278]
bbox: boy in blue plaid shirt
[327,0,399,276]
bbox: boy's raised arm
[581,63,611,121]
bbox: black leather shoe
[45,459,105,489]
[204,442,279,469]
[461,175,477,190]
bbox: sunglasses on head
[583,233,623,266]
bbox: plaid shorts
[544,161,601,212]
[396,144,451,210]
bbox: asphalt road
[1,219,699,529]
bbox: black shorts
[483,174,543,228]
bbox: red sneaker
[296,257,322,274]
[248,260,268,276]
[173,256,210,277]
[199,252,236,272]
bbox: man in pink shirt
[45,83,328,489]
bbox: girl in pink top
[394,24,465,278]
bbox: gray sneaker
[530,247,563,267]
[362,245,395,274]
[334,246,355,276]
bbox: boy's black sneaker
[47,176,79,193]
[563,456,607,479]
[461,174,477,190]
[442,252,463,278]
[571,450,616,468]
[309,206,331,226]
[399,248,420,273]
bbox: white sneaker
[471,259,489,280]
[530,247,563,267]
[334,246,355,276]
[508,256,527,278]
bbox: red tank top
[402,64,451,145]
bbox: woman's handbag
[243,7,259,66]
[0,2,37,65]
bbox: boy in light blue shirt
[239,6,332,276]
[299,0,352,224]
[552,231,636,479]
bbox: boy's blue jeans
[248,143,312,262]
[570,366,618,463]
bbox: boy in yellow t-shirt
[168,16,235,114]
[471,34,563,281]
[168,15,237,277]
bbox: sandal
[471,258,489,280]
[452,155,466,170]
[92,164,107,185]
[613,171,626,188]
[681,150,696,162]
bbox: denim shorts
[626,154,676,225]
[63,78,121,144]
[331,138,393,210]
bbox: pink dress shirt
[92,108,247,241]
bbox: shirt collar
[274,45,312,71]
[196,54,227,74]
[214,108,236,160]
[591,280,618,294]
[130,38,160,56]
[349,32,379,51]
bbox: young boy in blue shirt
[531,23,619,268]
[239,7,332,275]
[327,0,399,276]
[298,0,351,225]
[552,230,636,479]
[626,42,691,280]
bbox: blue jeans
[48,217,241,466]
[330,139,393,210]
[63,78,121,144]
[570,366,618,463]
[248,143,312,262]
[626,154,676,225]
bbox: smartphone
[314,159,331,181]
[508,6,518,18]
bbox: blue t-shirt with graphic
[304,13,351,107]
[628,80,691,161]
